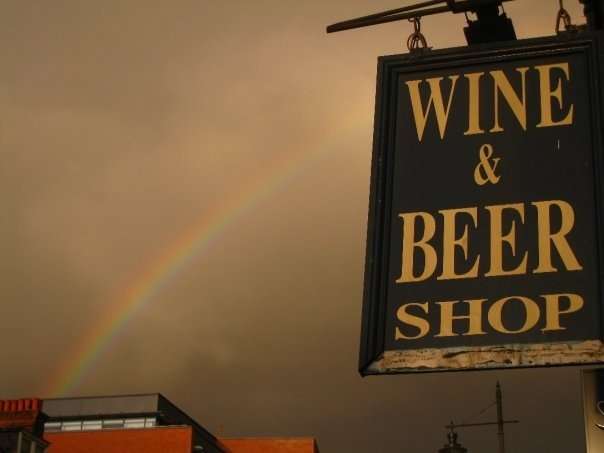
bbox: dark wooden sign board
[360,32,604,375]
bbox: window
[43,422,61,432]
[82,420,102,431]
[44,417,158,433]
[17,432,47,453]
[124,418,145,429]
[30,440,48,453]
[19,435,32,453]
[102,419,124,429]
[61,421,82,432]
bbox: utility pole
[496,381,505,453]
[445,383,518,453]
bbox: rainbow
[43,110,368,397]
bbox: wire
[461,401,497,425]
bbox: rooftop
[43,394,225,453]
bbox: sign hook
[407,17,430,52]
[556,0,577,33]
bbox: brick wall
[45,426,193,453]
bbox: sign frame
[360,32,604,376]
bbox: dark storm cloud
[0,1,589,452]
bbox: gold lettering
[485,203,528,277]
[464,72,485,136]
[438,207,480,280]
[536,63,574,128]
[542,293,584,332]
[406,76,459,141]
[488,296,540,334]
[397,212,438,283]
[490,67,529,133]
[396,303,430,340]
[532,200,582,273]
[435,299,486,337]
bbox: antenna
[326,0,517,45]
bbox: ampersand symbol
[474,144,501,186]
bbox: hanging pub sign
[360,33,604,375]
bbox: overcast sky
[0,1,592,452]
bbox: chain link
[556,0,577,33]
[407,17,429,52]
